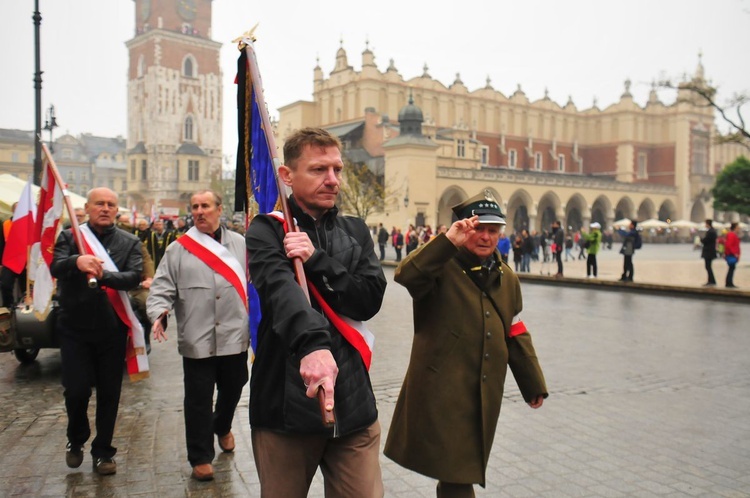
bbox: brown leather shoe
[218,431,235,453]
[191,463,214,481]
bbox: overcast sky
[1,0,748,164]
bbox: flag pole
[40,142,97,288]
[240,35,310,303]
[237,31,335,428]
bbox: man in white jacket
[147,189,248,481]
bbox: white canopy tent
[639,218,670,229]
[0,174,129,219]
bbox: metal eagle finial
[233,23,259,50]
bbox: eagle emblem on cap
[484,189,495,202]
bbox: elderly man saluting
[147,190,249,481]
[385,190,548,498]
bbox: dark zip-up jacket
[246,197,387,436]
[51,223,143,333]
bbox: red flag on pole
[30,154,65,319]
[1,179,36,274]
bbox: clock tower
[125,0,222,216]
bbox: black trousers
[183,351,249,466]
[726,262,737,287]
[704,258,716,284]
[555,251,563,275]
[378,243,386,261]
[587,253,598,277]
[622,255,634,280]
[0,267,26,307]
[58,322,127,459]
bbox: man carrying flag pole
[51,186,145,475]
[242,33,387,493]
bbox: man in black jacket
[552,220,564,277]
[377,223,389,261]
[51,188,143,476]
[701,219,718,286]
[246,128,387,497]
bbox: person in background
[144,219,176,269]
[552,221,564,278]
[512,233,523,272]
[385,191,547,498]
[496,230,511,264]
[617,220,641,282]
[377,223,389,261]
[701,219,718,287]
[724,222,741,289]
[395,228,404,262]
[584,222,602,278]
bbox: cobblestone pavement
[1,249,750,496]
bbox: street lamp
[43,104,58,152]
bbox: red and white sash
[176,227,248,310]
[79,225,150,381]
[267,212,374,370]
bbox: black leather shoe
[92,457,117,475]
[66,442,84,469]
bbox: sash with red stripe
[266,212,374,370]
[176,227,248,310]
[79,225,149,381]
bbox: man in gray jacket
[147,189,248,481]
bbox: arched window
[137,55,145,78]
[184,116,194,141]
[182,55,196,77]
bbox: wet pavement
[1,244,750,497]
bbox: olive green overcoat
[384,234,547,486]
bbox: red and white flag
[29,160,65,319]
[1,179,36,274]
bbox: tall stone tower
[125,0,222,216]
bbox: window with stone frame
[535,151,543,170]
[457,139,465,158]
[637,152,648,179]
[508,149,517,169]
[557,154,565,172]
[188,160,200,181]
[481,146,489,166]
[141,159,147,180]
[691,129,709,175]
[184,116,194,141]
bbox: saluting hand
[446,215,480,248]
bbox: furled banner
[235,47,279,354]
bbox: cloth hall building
[277,44,747,233]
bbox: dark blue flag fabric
[236,49,279,355]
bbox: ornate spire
[485,75,493,90]
[648,80,659,104]
[453,72,463,85]
[694,50,705,81]
[622,78,632,98]
[422,63,430,78]
[544,87,550,100]
[387,58,397,72]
